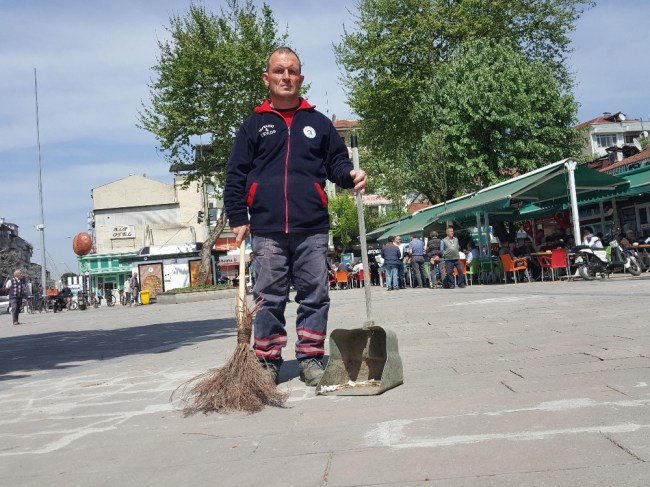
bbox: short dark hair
[429,230,438,238]
[265,46,302,73]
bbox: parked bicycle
[27,294,46,313]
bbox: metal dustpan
[317,135,403,396]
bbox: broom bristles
[174,296,287,415]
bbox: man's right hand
[232,225,250,245]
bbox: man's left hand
[350,169,367,194]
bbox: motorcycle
[574,239,642,280]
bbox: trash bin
[140,290,150,305]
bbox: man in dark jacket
[381,236,402,291]
[224,47,367,386]
[425,230,444,288]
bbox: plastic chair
[549,248,569,280]
[335,270,349,290]
[538,254,552,281]
[452,259,468,286]
[465,259,477,285]
[354,269,365,288]
[499,254,530,284]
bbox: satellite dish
[633,139,643,152]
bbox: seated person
[337,261,350,272]
[515,238,541,278]
[581,226,603,249]
[498,239,513,257]
[465,241,479,264]
[539,236,557,252]
[352,260,363,273]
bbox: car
[0,295,9,314]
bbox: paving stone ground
[1,275,649,486]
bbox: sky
[1,0,649,279]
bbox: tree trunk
[196,212,228,286]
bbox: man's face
[263,51,304,106]
[446,228,454,238]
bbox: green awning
[376,195,474,243]
[517,165,650,217]
[437,159,628,223]
[366,216,408,241]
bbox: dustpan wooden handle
[351,135,373,327]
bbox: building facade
[78,174,223,299]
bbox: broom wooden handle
[237,240,246,324]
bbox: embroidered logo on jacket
[259,124,276,138]
[303,126,316,139]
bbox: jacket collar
[254,97,314,114]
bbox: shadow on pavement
[0,317,236,382]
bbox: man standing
[224,47,367,386]
[441,227,466,288]
[129,273,140,306]
[408,234,426,288]
[5,269,26,325]
[426,230,444,288]
[381,236,402,291]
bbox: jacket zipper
[284,126,291,233]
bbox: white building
[578,111,648,161]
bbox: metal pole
[34,68,47,292]
[475,212,484,257]
[565,159,581,242]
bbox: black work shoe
[259,361,281,385]
[298,358,325,386]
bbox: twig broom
[175,241,287,414]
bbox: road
[1,275,649,486]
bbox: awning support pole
[475,212,484,257]
[565,159,581,241]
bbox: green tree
[421,40,584,194]
[336,0,593,202]
[139,1,287,283]
[329,194,358,245]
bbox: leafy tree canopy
[139,0,287,187]
[336,0,594,202]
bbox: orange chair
[499,254,530,284]
[335,270,349,290]
[452,259,468,286]
[538,253,552,281]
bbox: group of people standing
[381,226,468,290]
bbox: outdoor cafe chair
[452,259,468,286]
[538,254,553,281]
[465,259,477,285]
[335,270,350,290]
[550,248,570,280]
[353,269,365,288]
[499,254,531,284]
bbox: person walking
[129,273,140,305]
[441,226,466,288]
[381,236,402,291]
[408,234,426,288]
[5,269,27,325]
[224,46,367,386]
